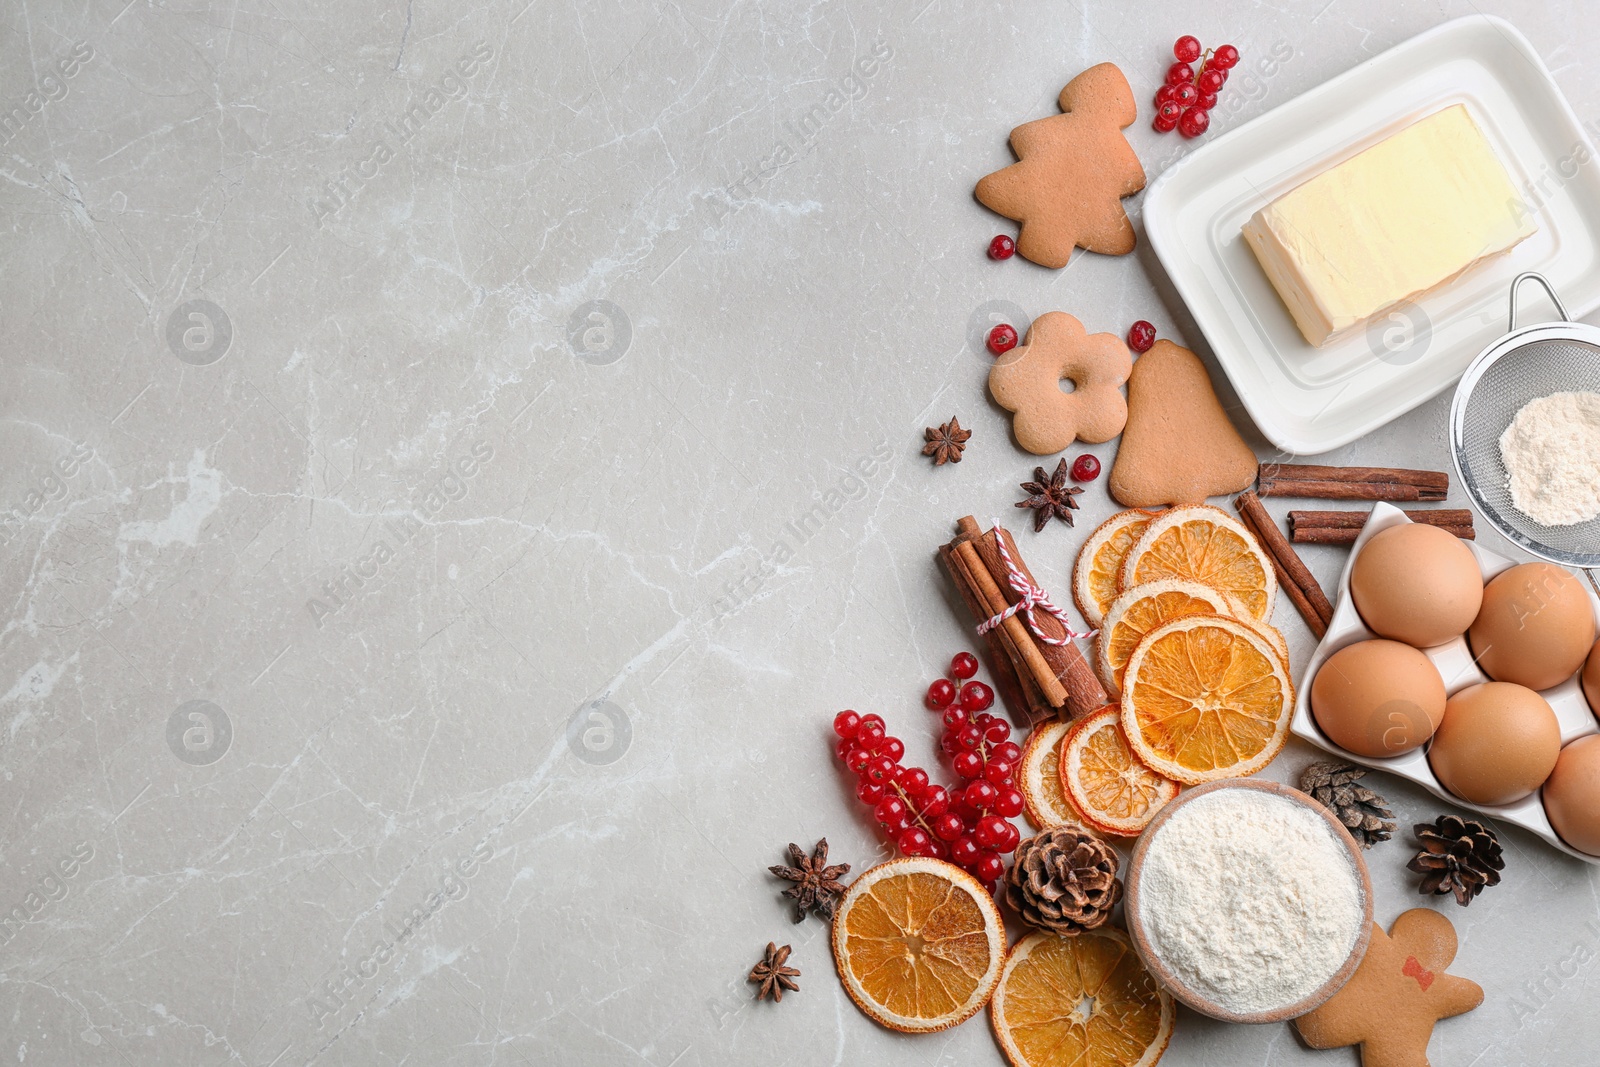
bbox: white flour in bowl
[1498,391,1600,527]
[1137,788,1364,1015]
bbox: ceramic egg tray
[1290,502,1600,863]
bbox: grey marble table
[2,1,1597,1064]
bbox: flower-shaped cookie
[988,312,1132,456]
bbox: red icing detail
[1402,955,1436,992]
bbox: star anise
[1015,458,1083,531]
[923,417,971,465]
[748,942,800,1002]
[769,838,851,922]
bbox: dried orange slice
[1073,509,1161,628]
[990,928,1175,1067]
[1060,706,1179,836]
[1019,721,1076,829]
[1120,614,1294,784]
[832,857,1005,1033]
[1096,579,1235,696]
[1119,505,1277,623]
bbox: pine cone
[1004,826,1122,935]
[1300,762,1396,848]
[1408,815,1505,906]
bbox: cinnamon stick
[1260,464,1449,489]
[1292,525,1475,545]
[939,542,1049,725]
[1289,508,1473,533]
[1256,479,1447,502]
[1236,491,1333,638]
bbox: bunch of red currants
[830,652,1025,889]
[1152,36,1239,139]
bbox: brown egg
[1311,639,1446,757]
[1583,639,1600,717]
[1428,682,1560,805]
[1469,563,1596,691]
[1350,524,1483,647]
[1543,736,1600,856]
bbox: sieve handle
[1508,271,1570,331]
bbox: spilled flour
[1499,391,1600,527]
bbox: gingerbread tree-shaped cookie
[1294,909,1483,1067]
[976,63,1146,268]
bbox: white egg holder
[1289,502,1600,864]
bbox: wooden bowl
[1123,778,1374,1024]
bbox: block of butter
[1241,105,1534,348]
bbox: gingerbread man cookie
[975,63,1146,268]
[988,312,1131,456]
[1109,339,1258,507]
[1294,909,1483,1067]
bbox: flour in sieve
[1137,789,1364,1015]
[1498,390,1600,527]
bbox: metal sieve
[1448,272,1600,592]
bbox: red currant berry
[875,796,908,824]
[1196,67,1225,95]
[1197,91,1218,110]
[1070,454,1101,482]
[957,724,984,750]
[855,722,885,749]
[1173,35,1202,63]
[933,812,966,842]
[857,779,886,804]
[1170,82,1198,108]
[845,746,873,774]
[1153,100,1182,133]
[952,750,983,780]
[926,838,949,861]
[896,765,929,794]
[982,719,1010,743]
[987,323,1018,355]
[984,759,1015,786]
[1178,106,1210,138]
[950,651,980,680]
[949,835,982,867]
[866,756,896,783]
[987,234,1016,260]
[880,736,905,762]
[939,733,960,757]
[834,737,853,761]
[1154,85,1176,107]
[958,680,995,712]
[926,677,956,710]
[858,713,885,731]
[997,821,1022,852]
[972,850,1006,883]
[994,741,1023,764]
[920,785,950,817]
[964,779,999,811]
[897,827,933,856]
[833,710,861,738]
[941,706,968,731]
[973,712,995,727]
[1166,61,1194,86]
[1127,320,1155,353]
[973,815,1006,848]
[1213,44,1240,70]
[995,785,1026,818]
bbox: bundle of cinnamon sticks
[938,516,1108,726]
